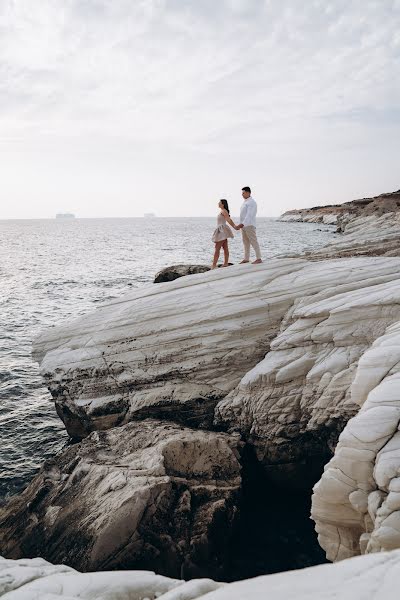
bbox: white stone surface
[279,212,338,224]
[2,551,400,599]
[216,259,400,474]
[33,259,308,437]
[311,212,400,258]
[34,257,400,447]
[312,320,400,560]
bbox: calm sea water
[0,217,335,501]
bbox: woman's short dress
[212,212,234,243]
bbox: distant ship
[143,212,156,218]
[56,213,75,219]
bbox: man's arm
[243,202,256,227]
[238,203,247,228]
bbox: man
[238,186,262,264]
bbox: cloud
[0,0,399,216]
[0,1,397,139]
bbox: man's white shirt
[240,196,257,227]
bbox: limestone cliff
[3,194,400,578]
[280,189,400,227]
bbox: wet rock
[154,265,210,283]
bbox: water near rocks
[0,217,334,501]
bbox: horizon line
[0,215,281,221]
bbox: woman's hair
[220,199,230,215]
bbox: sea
[0,217,336,502]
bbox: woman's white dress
[212,212,234,243]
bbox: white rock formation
[215,258,400,482]
[0,556,222,598]
[2,550,400,599]
[30,252,400,563]
[33,259,309,438]
[0,421,241,578]
[308,211,400,259]
[279,212,339,224]
[33,257,400,453]
[280,189,400,235]
[312,320,400,560]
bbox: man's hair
[242,186,251,194]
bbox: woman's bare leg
[222,240,229,266]
[212,241,223,269]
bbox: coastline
[2,190,400,596]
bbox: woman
[211,199,240,269]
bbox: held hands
[237,223,244,230]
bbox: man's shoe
[252,259,263,264]
[240,260,249,264]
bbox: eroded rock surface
[0,555,222,598]
[2,550,400,599]
[32,258,400,483]
[307,211,400,259]
[32,260,307,438]
[312,320,400,561]
[0,420,241,579]
[28,241,400,566]
[33,257,400,450]
[215,258,400,485]
[280,189,400,227]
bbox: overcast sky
[1,0,399,218]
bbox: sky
[0,0,399,219]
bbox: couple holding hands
[211,186,263,269]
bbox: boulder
[154,265,210,283]
[0,420,241,580]
[2,550,400,599]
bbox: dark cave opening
[225,444,328,581]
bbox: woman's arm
[222,209,239,230]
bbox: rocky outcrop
[280,208,341,224]
[31,257,400,479]
[307,211,400,259]
[6,199,400,576]
[215,259,400,486]
[32,259,307,439]
[154,265,210,283]
[0,420,241,579]
[2,550,400,599]
[280,189,400,227]
[312,320,400,561]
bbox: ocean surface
[0,217,336,502]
